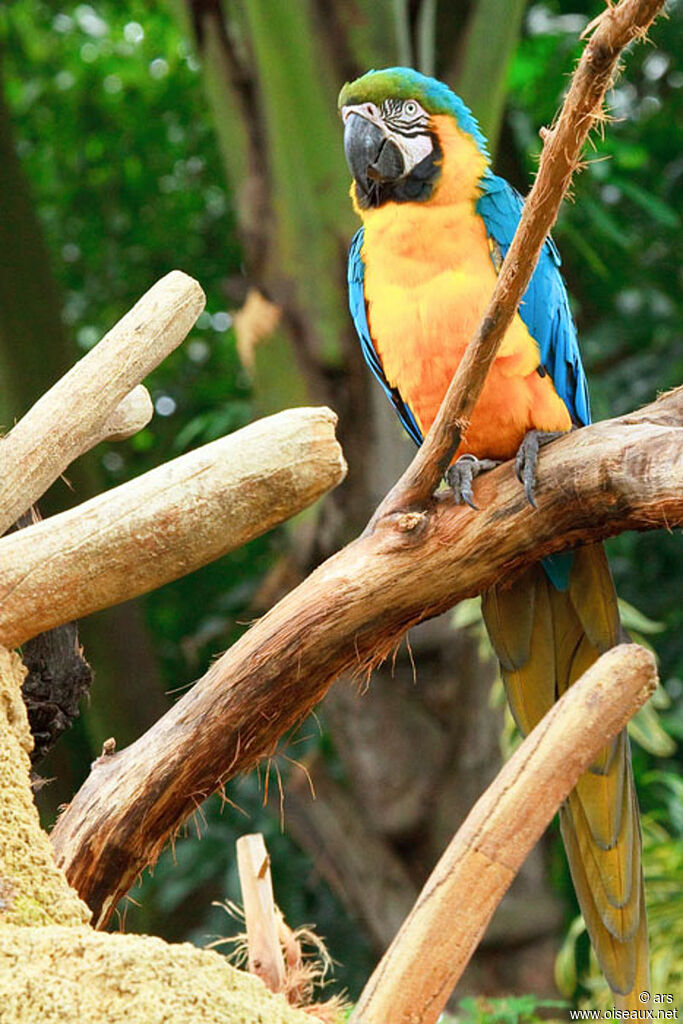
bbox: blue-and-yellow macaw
[339,67,648,1009]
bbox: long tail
[482,544,649,1008]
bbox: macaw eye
[404,100,419,117]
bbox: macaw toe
[446,453,500,510]
[515,429,567,508]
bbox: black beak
[343,113,405,197]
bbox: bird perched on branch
[339,67,648,1010]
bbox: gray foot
[446,454,500,510]
[515,429,567,507]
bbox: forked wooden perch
[0,270,205,535]
[50,390,682,926]
[0,407,347,647]
[350,645,658,1024]
[375,0,666,516]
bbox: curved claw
[515,429,567,508]
[446,454,500,510]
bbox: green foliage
[448,994,568,1023]
[0,0,247,482]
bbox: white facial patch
[390,132,434,173]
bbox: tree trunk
[0,50,74,427]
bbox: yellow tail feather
[481,545,649,1004]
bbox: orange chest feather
[359,202,571,457]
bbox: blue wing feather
[476,170,591,427]
[348,228,424,445]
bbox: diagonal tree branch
[50,390,683,925]
[373,0,667,518]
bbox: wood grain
[237,834,286,993]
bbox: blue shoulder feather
[476,170,591,427]
[347,228,423,446]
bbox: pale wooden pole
[350,645,658,1024]
[101,385,154,442]
[0,407,346,647]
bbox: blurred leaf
[554,915,585,998]
[579,195,632,249]
[455,994,569,1024]
[618,599,666,636]
[614,178,681,229]
[629,698,677,758]
[451,596,483,630]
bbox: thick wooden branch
[50,390,682,924]
[0,408,347,648]
[376,0,666,515]
[0,271,205,534]
[350,644,658,1024]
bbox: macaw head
[338,67,489,211]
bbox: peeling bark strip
[50,391,683,926]
[0,408,347,648]
[350,645,658,1024]
[0,271,204,535]
[375,0,667,517]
